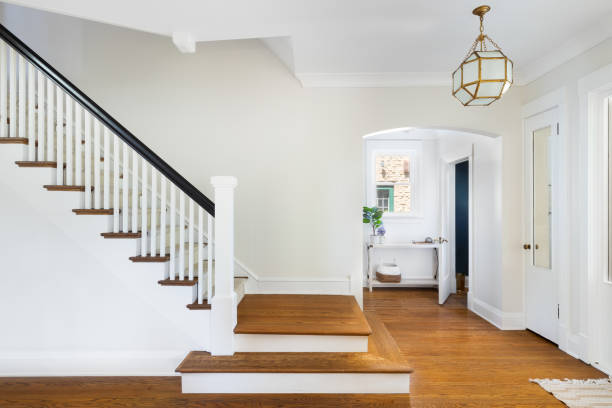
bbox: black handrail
[0,23,215,216]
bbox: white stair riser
[181,373,410,394]
[234,334,368,352]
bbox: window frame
[365,140,423,219]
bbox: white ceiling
[4,0,612,86]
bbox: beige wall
[0,4,524,312]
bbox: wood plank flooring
[234,294,372,336]
[0,288,605,407]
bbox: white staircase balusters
[65,96,73,185]
[3,38,241,355]
[103,127,110,209]
[170,184,176,279]
[207,213,213,304]
[8,48,16,138]
[121,141,128,232]
[113,133,120,232]
[140,159,148,257]
[36,71,44,160]
[179,191,185,280]
[27,63,35,160]
[74,104,82,186]
[131,150,138,233]
[160,175,167,260]
[55,85,63,185]
[84,110,91,208]
[150,168,158,256]
[45,75,53,160]
[17,54,25,139]
[93,120,101,208]
[198,206,204,304]
[188,199,194,281]
[0,41,6,138]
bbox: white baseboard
[234,334,368,352]
[0,350,189,376]
[251,277,352,295]
[181,372,410,393]
[470,297,525,330]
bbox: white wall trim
[296,72,449,88]
[0,350,188,376]
[518,14,612,85]
[248,276,352,295]
[471,297,525,330]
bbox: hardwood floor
[0,288,604,407]
[234,294,372,335]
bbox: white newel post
[210,176,237,356]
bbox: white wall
[523,37,612,359]
[0,3,524,313]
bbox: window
[376,186,394,212]
[374,154,412,213]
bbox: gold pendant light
[452,5,513,106]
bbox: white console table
[366,242,440,291]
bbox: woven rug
[530,378,612,407]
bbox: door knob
[523,244,531,250]
[535,244,539,250]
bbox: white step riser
[234,334,368,353]
[181,373,410,394]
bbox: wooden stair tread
[44,185,85,192]
[101,232,141,238]
[186,300,211,310]
[15,161,56,167]
[0,137,28,144]
[233,294,372,336]
[73,209,114,215]
[129,254,170,262]
[176,314,411,374]
[158,278,197,286]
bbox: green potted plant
[363,206,384,244]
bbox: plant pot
[376,235,386,244]
[369,235,378,245]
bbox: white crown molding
[516,14,612,86]
[296,72,450,88]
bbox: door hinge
[556,123,559,135]
[557,304,560,319]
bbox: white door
[438,161,451,304]
[524,109,558,343]
[592,97,612,375]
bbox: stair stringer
[0,145,209,376]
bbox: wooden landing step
[176,313,412,394]
[234,294,372,336]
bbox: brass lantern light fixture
[452,5,513,106]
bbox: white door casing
[524,108,559,344]
[438,160,451,305]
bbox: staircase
[0,23,411,394]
